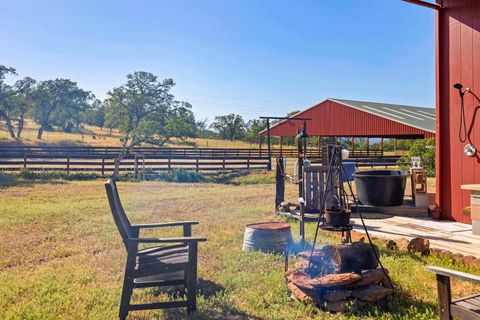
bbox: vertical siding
[437,0,480,223]
[267,100,434,137]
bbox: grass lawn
[0,172,477,319]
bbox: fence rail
[0,145,392,158]
[0,146,402,174]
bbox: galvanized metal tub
[242,222,292,254]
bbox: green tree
[12,77,37,137]
[245,119,267,143]
[104,71,193,176]
[0,65,18,138]
[164,103,197,141]
[210,114,246,141]
[82,99,105,128]
[31,79,93,139]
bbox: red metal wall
[264,99,434,138]
[436,0,480,223]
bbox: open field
[0,171,472,320]
[0,121,259,149]
[0,121,409,156]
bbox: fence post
[168,156,171,172]
[66,156,70,175]
[247,158,250,169]
[196,158,199,172]
[134,155,138,180]
[223,157,226,171]
[23,154,27,170]
[101,158,105,176]
[141,155,145,180]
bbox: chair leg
[120,250,136,319]
[119,275,134,319]
[186,243,198,313]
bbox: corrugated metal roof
[330,98,436,133]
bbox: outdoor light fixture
[453,83,476,157]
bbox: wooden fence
[0,146,270,174]
[0,146,402,175]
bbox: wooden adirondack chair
[426,266,480,320]
[105,179,206,319]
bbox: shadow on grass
[0,175,67,189]
[205,170,256,185]
[348,288,437,319]
[163,279,263,320]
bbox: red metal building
[405,0,480,224]
[260,98,435,139]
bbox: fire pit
[242,222,292,254]
[285,242,394,312]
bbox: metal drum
[242,222,292,254]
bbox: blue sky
[1,0,435,122]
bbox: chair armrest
[425,266,480,284]
[127,236,207,244]
[298,197,305,204]
[131,221,199,229]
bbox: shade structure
[260,98,435,139]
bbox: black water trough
[353,170,409,206]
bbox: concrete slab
[350,215,480,258]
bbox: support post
[275,156,285,212]
[366,137,370,156]
[318,136,322,157]
[267,118,272,171]
[297,130,304,198]
[279,136,283,156]
[381,137,384,156]
[352,137,355,156]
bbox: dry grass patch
[0,177,478,319]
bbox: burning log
[298,242,379,274]
[321,242,379,273]
[346,269,387,288]
[285,242,393,313]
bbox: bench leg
[436,274,452,320]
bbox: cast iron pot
[324,208,351,228]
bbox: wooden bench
[426,266,480,320]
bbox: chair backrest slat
[105,179,133,246]
[303,165,328,213]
